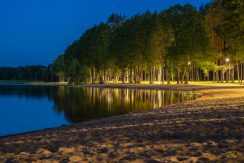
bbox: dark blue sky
[0,0,209,67]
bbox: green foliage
[2,2,243,83]
[34,2,244,84]
[108,14,126,29]
[221,0,244,60]
[50,55,66,82]
[166,5,211,67]
[66,59,89,84]
[200,61,218,76]
[0,65,50,81]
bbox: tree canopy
[1,1,243,84]
[49,2,244,84]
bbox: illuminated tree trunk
[237,61,240,83]
[158,68,161,82]
[177,68,180,84]
[241,63,243,83]
[121,68,126,84]
[184,67,189,84]
[171,67,174,82]
[226,69,228,83]
[137,66,141,84]
[149,69,153,84]
[190,67,192,81]
[215,59,219,82]
[133,68,136,83]
[99,71,104,84]
[102,70,106,83]
[240,63,243,83]
[166,67,170,84]
[221,60,224,83]
[161,67,165,84]
[129,68,133,83]
[181,69,186,84]
[231,65,234,83]
[152,68,155,82]
[215,71,219,83]
[190,67,193,81]
[91,67,95,84]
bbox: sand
[0,86,244,162]
[82,83,244,91]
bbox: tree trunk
[226,69,228,83]
[153,66,156,83]
[161,67,165,84]
[137,66,141,84]
[207,71,210,81]
[184,68,189,84]
[241,63,243,83]
[177,68,180,84]
[221,68,225,83]
[149,68,153,84]
[103,70,107,83]
[196,67,200,82]
[216,71,219,83]
[99,71,104,84]
[121,68,126,84]
[166,67,170,84]
[171,67,174,82]
[220,59,224,83]
[181,69,186,84]
[237,61,240,83]
[91,67,95,84]
[129,68,133,83]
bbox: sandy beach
[0,85,244,162]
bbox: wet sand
[0,86,244,162]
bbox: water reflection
[0,85,197,126]
[41,86,197,123]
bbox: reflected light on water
[0,85,198,135]
[78,87,196,110]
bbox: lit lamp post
[226,58,230,82]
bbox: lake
[0,84,198,136]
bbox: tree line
[1,0,244,84]
[50,0,244,84]
[0,66,54,81]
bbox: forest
[1,0,244,84]
[0,66,54,81]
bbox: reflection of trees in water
[52,87,197,123]
[0,85,58,99]
[0,85,197,123]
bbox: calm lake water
[0,85,198,136]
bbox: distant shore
[0,87,244,162]
[1,80,244,91]
[0,80,68,86]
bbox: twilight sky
[0,0,210,67]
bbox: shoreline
[0,87,244,162]
[0,85,243,139]
[81,83,244,91]
[1,80,244,91]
